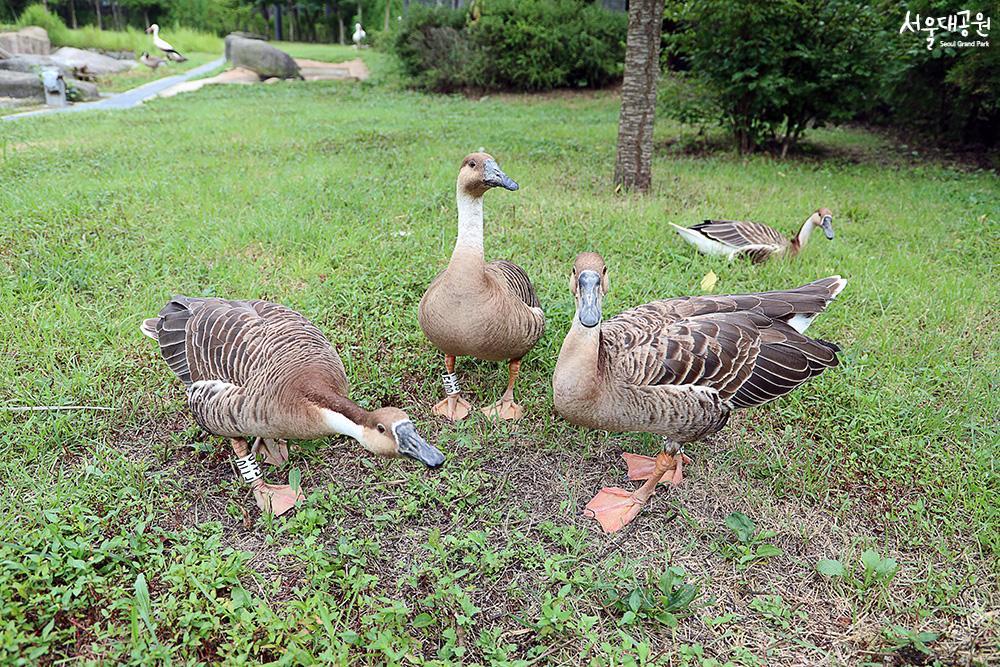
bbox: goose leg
[482,359,524,421]
[231,438,303,516]
[251,437,289,466]
[623,441,692,484]
[584,452,672,533]
[432,354,471,421]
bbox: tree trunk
[338,14,345,44]
[384,0,391,32]
[94,0,103,30]
[69,0,78,29]
[613,0,664,193]
[274,3,283,40]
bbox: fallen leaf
[700,270,718,292]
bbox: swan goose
[672,208,835,263]
[353,23,366,48]
[418,153,545,421]
[553,252,846,533]
[142,296,444,516]
[139,52,165,70]
[145,24,188,62]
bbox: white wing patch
[670,223,737,257]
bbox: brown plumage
[142,296,443,515]
[672,208,835,263]
[553,253,845,442]
[418,153,544,421]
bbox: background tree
[613,0,664,193]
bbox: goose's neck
[554,319,603,400]
[792,216,816,250]
[452,190,484,261]
[319,398,368,442]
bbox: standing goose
[671,208,835,263]
[419,153,544,421]
[145,24,188,62]
[139,52,165,70]
[142,296,444,516]
[553,253,846,533]
[352,23,366,48]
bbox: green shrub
[392,0,625,92]
[878,0,999,147]
[666,0,886,154]
[393,5,471,92]
[15,4,69,44]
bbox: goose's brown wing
[652,276,845,326]
[146,296,344,388]
[602,309,839,407]
[600,277,844,405]
[691,220,787,249]
[486,259,541,309]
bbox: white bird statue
[352,23,366,48]
[145,24,187,62]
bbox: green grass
[0,60,997,665]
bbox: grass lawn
[0,44,997,665]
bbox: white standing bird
[352,23,366,48]
[145,24,188,62]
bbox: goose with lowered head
[142,296,443,516]
[353,23,366,47]
[671,208,835,263]
[419,153,544,421]
[553,252,846,533]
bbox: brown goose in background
[140,52,166,70]
[418,153,545,421]
[553,253,846,533]
[671,208,835,263]
[141,297,443,516]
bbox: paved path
[3,56,225,121]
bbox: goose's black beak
[483,159,519,191]
[394,421,444,468]
[820,215,834,240]
[577,270,603,328]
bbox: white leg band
[662,440,683,456]
[235,452,263,483]
[442,372,461,396]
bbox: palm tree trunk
[69,0,78,29]
[613,0,664,193]
[94,0,103,30]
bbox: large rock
[67,78,99,101]
[0,70,43,100]
[225,35,300,79]
[0,54,74,78]
[0,27,50,55]
[50,47,137,76]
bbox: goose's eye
[377,424,386,434]
[469,160,476,168]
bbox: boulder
[0,55,74,78]
[0,27,50,55]
[228,31,268,42]
[50,47,137,76]
[225,35,300,79]
[0,70,43,100]
[67,78,99,101]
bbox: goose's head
[457,152,519,198]
[145,24,158,34]
[814,207,835,240]
[570,252,609,328]
[356,22,362,30]
[361,407,444,467]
